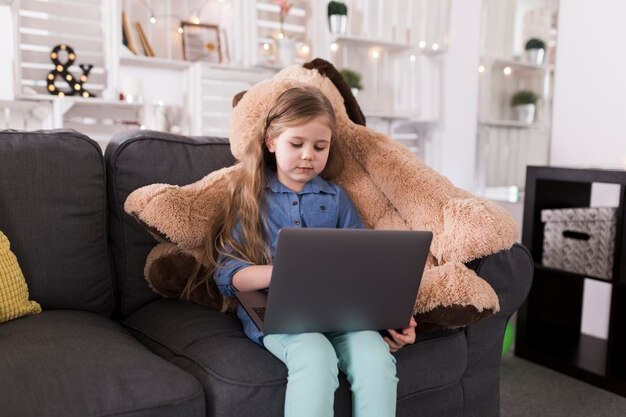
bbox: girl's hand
[383,317,417,353]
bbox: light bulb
[409,54,416,62]
[432,43,439,51]
[503,67,512,75]
[419,41,426,49]
[149,15,156,24]
[330,43,338,52]
[371,50,380,59]
[301,45,310,54]
[478,65,485,73]
[263,43,270,51]
[178,26,184,34]
[189,11,200,24]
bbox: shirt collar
[265,169,337,195]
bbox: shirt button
[294,220,300,225]
[320,205,326,211]
[292,200,298,206]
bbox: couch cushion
[0,129,115,316]
[0,310,204,417]
[105,130,235,317]
[0,230,41,322]
[122,299,468,417]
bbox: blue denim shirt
[214,170,364,345]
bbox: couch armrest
[461,243,534,417]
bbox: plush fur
[125,58,518,329]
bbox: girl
[184,85,417,417]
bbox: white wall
[0,5,14,100]
[550,0,626,170]
[550,0,626,339]
[438,0,481,192]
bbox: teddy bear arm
[432,198,519,264]
[340,125,517,262]
[125,165,239,248]
[125,183,194,243]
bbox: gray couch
[0,129,533,417]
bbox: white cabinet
[3,0,450,155]
[476,0,557,201]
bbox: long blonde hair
[182,85,342,300]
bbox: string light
[189,11,200,24]
[263,43,270,51]
[419,41,426,49]
[431,43,439,51]
[503,66,512,75]
[330,43,338,52]
[478,65,485,73]
[371,49,380,59]
[301,45,310,54]
[409,54,416,62]
[137,0,156,24]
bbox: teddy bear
[125,58,518,331]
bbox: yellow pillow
[0,231,42,323]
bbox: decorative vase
[526,48,545,65]
[329,14,347,35]
[350,87,359,97]
[514,104,536,123]
[276,37,295,67]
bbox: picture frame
[181,22,222,63]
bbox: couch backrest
[105,130,235,317]
[0,129,115,316]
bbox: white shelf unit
[476,0,558,200]
[255,0,311,67]
[188,62,275,138]
[478,57,551,123]
[15,0,109,98]
[0,99,52,131]
[314,0,451,125]
[4,0,451,156]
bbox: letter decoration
[46,44,95,97]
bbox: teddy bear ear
[303,58,366,126]
[232,90,247,108]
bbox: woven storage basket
[541,207,617,279]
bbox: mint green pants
[263,331,398,417]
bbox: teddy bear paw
[413,261,500,332]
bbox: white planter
[514,104,536,123]
[329,14,347,35]
[276,37,295,67]
[526,48,545,65]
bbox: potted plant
[511,90,538,123]
[340,68,363,97]
[524,38,546,65]
[328,1,348,35]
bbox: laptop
[235,228,432,334]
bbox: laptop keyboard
[253,307,266,321]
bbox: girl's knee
[284,334,339,381]
[342,332,397,378]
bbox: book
[134,21,155,57]
[121,11,138,55]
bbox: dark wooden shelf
[534,264,614,283]
[517,333,626,396]
[516,166,626,398]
